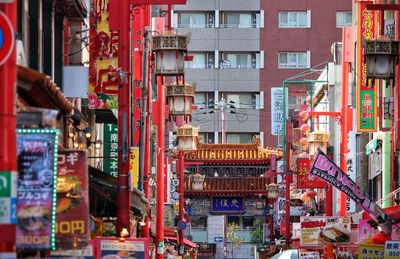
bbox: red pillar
[0,2,17,252]
[339,29,350,217]
[285,121,292,247]
[156,76,165,258]
[116,0,132,236]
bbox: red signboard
[297,158,326,189]
[56,150,89,249]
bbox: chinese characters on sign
[103,124,118,177]
[56,150,89,249]
[297,158,326,189]
[212,197,243,212]
[357,2,377,132]
[271,87,287,135]
[358,244,384,259]
[16,130,58,250]
[88,0,119,109]
[347,132,357,213]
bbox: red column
[285,121,292,247]
[116,0,132,236]
[0,2,17,252]
[156,76,165,258]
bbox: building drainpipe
[0,2,17,253]
[382,131,391,208]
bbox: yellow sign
[358,244,384,259]
[129,148,139,190]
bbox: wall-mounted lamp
[87,139,102,149]
[65,113,81,126]
[119,225,129,242]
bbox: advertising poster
[88,0,118,109]
[55,150,89,249]
[96,238,148,259]
[356,1,377,132]
[384,241,400,259]
[309,150,393,235]
[297,158,326,189]
[300,216,351,246]
[358,244,384,259]
[16,129,59,250]
[50,240,94,259]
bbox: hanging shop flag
[309,150,393,235]
[297,158,326,189]
[16,129,59,250]
[55,150,89,249]
[88,0,118,109]
[356,1,377,132]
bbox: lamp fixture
[119,225,129,242]
[87,139,102,149]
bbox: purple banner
[309,150,393,235]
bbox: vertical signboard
[0,171,17,224]
[357,1,377,132]
[16,129,59,250]
[346,132,357,213]
[271,87,287,135]
[56,150,89,249]
[103,123,118,177]
[129,147,139,190]
[297,158,326,189]
[88,0,118,109]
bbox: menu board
[16,129,58,250]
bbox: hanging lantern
[300,124,310,134]
[266,183,279,199]
[191,173,205,191]
[307,130,330,156]
[152,30,189,76]
[299,137,308,147]
[166,82,196,122]
[364,36,400,80]
[176,124,199,151]
[306,189,317,199]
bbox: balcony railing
[185,176,268,193]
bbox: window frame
[279,11,310,28]
[336,11,352,28]
[278,51,310,69]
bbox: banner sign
[346,132,357,213]
[358,244,384,259]
[88,0,118,109]
[97,238,149,259]
[16,129,59,250]
[309,150,393,235]
[56,150,89,249]
[357,1,377,132]
[300,216,351,246]
[297,158,326,189]
[212,197,243,212]
[271,87,288,135]
[103,123,118,177]
[129,147,139,190]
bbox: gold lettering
[55,220,85,234]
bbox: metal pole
[0,1,17,252]
[178,150,185,256]
[156,76,165,258]
[285,121,292,248]
[117,0,132,236]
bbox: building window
[198,132,215,144]
[220,52,261,69]
[226,133,258,144]
[175,12,214,28]
[191,216,208,229]
[222,92,259,109]
[185,52,214,69]
[336,11,352,28]
[220,11,262,28]
[227,216,240,225]
[278,52,310,68]
[279,11,310,28]
[194,92,215,109]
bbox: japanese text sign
[16,129,58,250]
[103,123,118,177]
[358,244,384,259]
[55,150,89,249]
[297,158,326,189]
[271,87,288,135]
[309,150,393,235]
[384,241,400,259]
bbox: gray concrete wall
[219,0,260,10]
[218,69,260,91]
[219,29,260,51]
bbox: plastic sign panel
[309,150,393,235]
[384,241,400,259]
[103,123,118,177]
[96,237,149,259]
[356,1,377,132]
[55,150,89,249]
[0,10,15,66]
[358,244,384,259]
[88,0,118,109]
[211,197,243,212]
[271,87,288,135]
[16,129,59,250]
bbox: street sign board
[214,237,224,243]
[178,220,187,231]
[0,171,17,224]
[0,11,15,66]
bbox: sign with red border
[0,10,15,66]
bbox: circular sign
[0,11,14,66]
[178,220,187,231]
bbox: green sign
[359,90,376,131]
[0,171,17,224]
[0,172,12,197]
[103,124,118,177]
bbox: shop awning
[165,236,197,248]
[17,65,73,114]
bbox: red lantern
[371,231,391,244]
[306,190,317,199]
[299,110,309,121]
[300,137,308,147]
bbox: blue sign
[214,237,224,243]
[178,220,187,231]
[212,197,243,212]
